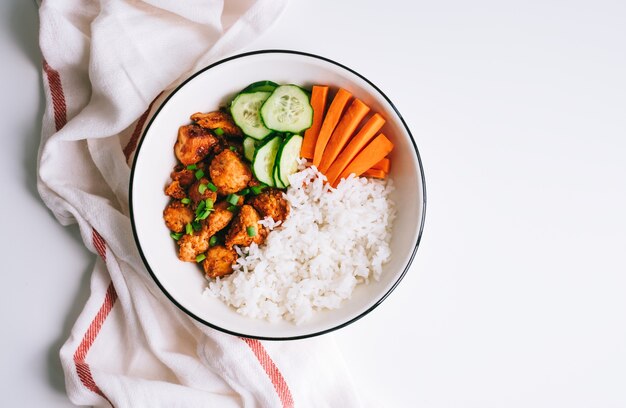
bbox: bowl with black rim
[130,50,426,340]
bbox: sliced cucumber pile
[233,81,311,189]
[230,91,272,140]
[260,85,313,133]
[276,134,303,187]
[252,136,282,186]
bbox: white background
[1,0,625,406]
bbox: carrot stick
[362,168,387,179]
[312,88,352,167]
[325,113,385,186]
[301,86,329,159]
[334,133,394,187]
[371,157,390,173]
[318,98,370,173]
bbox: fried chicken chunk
[203,245,237,278]
[248,188,290,223]
[191,111,242,137]
[174,124,218,166]
[188,177,218,205]
[177,230,210,262]
[225,205,267,249]
[163,201,194,233]
[164,180,186,199]
[209,150,252,195]
[205,201,234,237]
[170,166,195,188]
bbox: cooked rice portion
[205,165,395,324]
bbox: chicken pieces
[174,124,218,165]
[209,150,252,195]
[248,188,290,223]
[225,205,267,249]
[191,111,242,137]
[188,177,217,205]
[177,229,210,262]
[163,201,194,233]
[205,201,234,237]
[203,245,237,278]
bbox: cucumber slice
[274,163,285,188]
[242,80,279,93]
[277,134,303,187]
[243,137,257,162]
[260,85,313,133]
[252,136,282,186]
[230,91,272,140]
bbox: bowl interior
[131,51,425,339]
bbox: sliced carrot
[312,88,352,167]
[371,157,390,173]
[318,98,370,173]
[325,113,386,186]
[334,133,394,187]
[362,168,387,179]
[301,86,329,159]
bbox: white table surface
[2,0,626,406]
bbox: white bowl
[130,50,426,340]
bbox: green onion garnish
[246,226,257,237]
[214,128,224,136]
[251,185,266,195]
[196,200,206,215]
[181,198,190,205]
[195,254,206,263]
[205,199,214,210]
[186,164,197,170]
[227,205,238,212]
[170,232,183,240]
[195,169,204,180]
[198,183,208,194]
[192,221,202,231]
[229,146,237,152]
[209,236,218,246]
[226,193,240,205]
[207,182,217,192]
[239,188,250,196]
[185,223,193,235]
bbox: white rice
[204,163,395,324]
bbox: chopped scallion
[181,198,190,205]
[207,182,217,192]
[251,184,266,195]
[196,200,206,215]
[239,188,250,196]
[226,193,240,205]
[198,183,208,194]
[170,232,183,240]
[192,221,202,231]
[195,169,204,180]
[185,223,193,235]
[246,226,257,237]
[209,236,218,246]
[186,164,197,170]
[195,254,206,263]
[227,205,238,212]
[229,146,237,152]
[205,199,214,210]
[214,127,224,136]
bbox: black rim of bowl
[129,49,427,341]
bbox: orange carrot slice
[312,88,352,167]
[318,98,370,173]
[325,113,386,186]
[362,168,387,179]
[334,133,394,187]
[301,86,329,159]
[371,157,390,173]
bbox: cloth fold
[37,0,366,406]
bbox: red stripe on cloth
[92,228,107,261]
[123,92,163,163]
[241,338,295,408]
[73,281,118,406]
[42,59,67,131]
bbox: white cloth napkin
[37,1,366,406]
